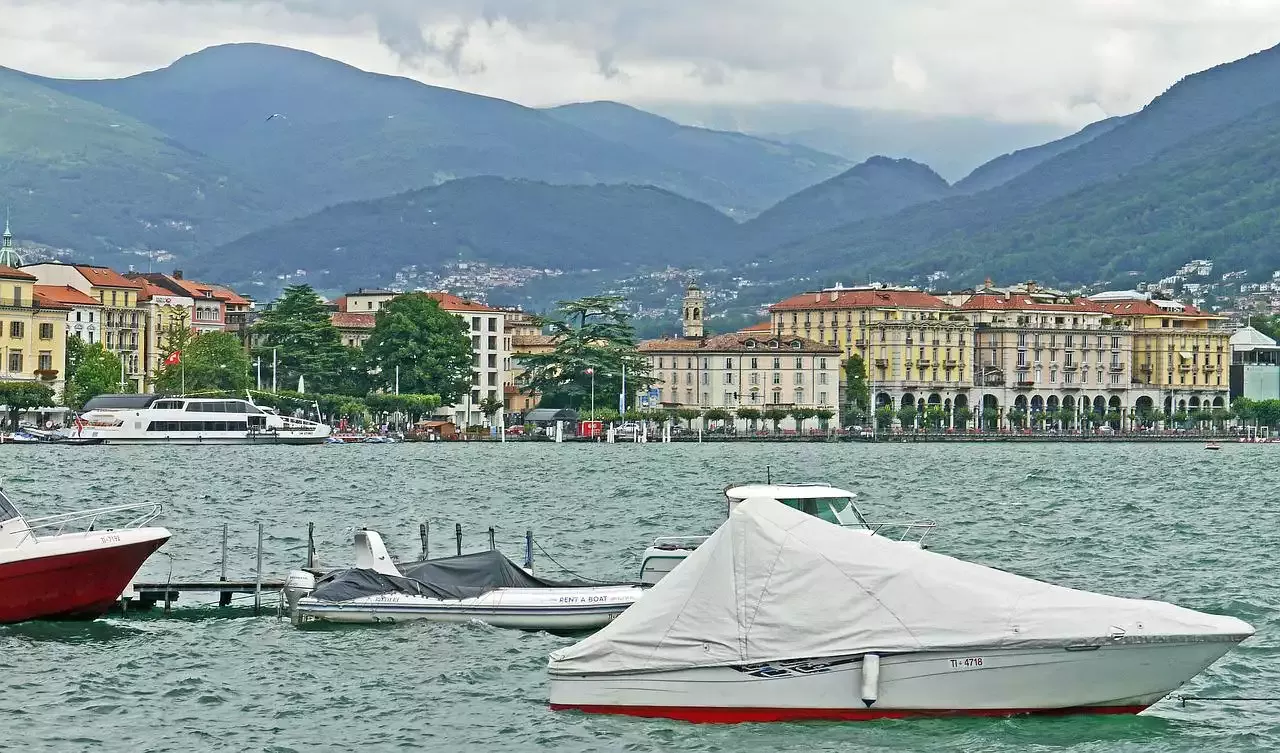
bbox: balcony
[1139,363,1153,372]
[944,359,959,367]
[1015,379,1035,388]
[1062,363,1078,371]
[874,358,888,367]
[1203,364,1219,372]
[916,358,932,367]
[1109,364,1124,372]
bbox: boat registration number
[558,595,611,604]
[947,657,984,670]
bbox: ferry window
[206,422,228,431]
[185,402,205,412]
[230,421,248,431]
[245,404,263,415]
[180,421,202,431]
[249,416,266,428]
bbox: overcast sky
[4,0,1280,126]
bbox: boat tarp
[549,498,1252,676]
[311,550,600,602]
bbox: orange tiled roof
[332,312,376,329]
[0,265,37,281]
[33,284,101,307]
[334,296,349,313]
[640,332,840,354]
[1094,299,1212,317]
[75,265,143,289]
[770,288,951,312]
[214,287,250,306]
[428,291,499,313]
[738,321,772,333]
[960,293,1108,313]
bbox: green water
[1,443,1276,752]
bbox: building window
[1064,371,1074,385]
[88,311,94,323]
[471,335,480,349]
[819,391,828,405]
[794,357,803,370]
[38,323,54,340]
[488,318,497,332]
[772,372,781,385]
[794,389,804,404]
[487,336,497,350]
[819,357,827,369]
[38,352,52,371]
[795,372,805,385]
[724,392,734,405]
[724,358,733,369]
[818,372,828,385]
[472,316,481,331]
[9,321,22,338]
[725,372,734,385]
[750,372,759,386]
[701,372,709,385]
[685,372,692,385]
[7,352,20,372]
[772,357,781,369]
[750,357,758,369]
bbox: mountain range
[4,40,1280,312]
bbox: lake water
[1,442,1276,752]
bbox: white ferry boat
[63,394,331,445]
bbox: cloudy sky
[4,0,1280,126]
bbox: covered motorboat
[551,498,1252,722]
[638,483,934,585]
[0,490,170,623]
[290,530,644,630]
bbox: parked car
[615,422,642,439]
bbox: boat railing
[867,520,937,546]
[18,501,164,541]
[651,535,709,551]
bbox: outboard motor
[283,570,316,619]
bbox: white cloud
[2,0,1279,126]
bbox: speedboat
[288,530,644,630]
[0,490,170,623]
[550,498,1252,722]
[638,483,934,585]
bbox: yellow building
[22,262,146,391]
[770,286,974,420]
[0,266,70,397]
[136,280,194,380]
[1092,292,1230,414]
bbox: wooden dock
[130,580,288,611]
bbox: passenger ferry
[63,394,331,445]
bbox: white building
[32,285,101,345]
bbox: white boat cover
[550,498,1253,676]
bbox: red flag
[584,368,594,375]
[164,351,182,366]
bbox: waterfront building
[21,263,145,390]
[641,285,841,429]
[1091,291,1230,415]
[955,282,1139,427]
[34,285,100,345]
[329,290,509,426]
[504,310,556,415]
[135,281,194,380]
[770,285,974,423]
[1229,326,1280,401]
[0,266,70,396]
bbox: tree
[841,355,870,427]
[0,382,55,429]
[896,405,917,430]
[675,407,702,429]
[875,405,895,430]
[815,407,836,430]
[982,407,1000,431]
[252,284,348,394]
[63,343,127,409]
[478,396,505,427]
[153,332,252,395]
[64,335,89,384]
[954,405,973,430]
[736,406,761,432]
[518,295,651,411]
[790,407,818,433]
[762,407,790,433]
[703,407,732,430]
[152,309,194,386]
[1007,408,1027,429]
[923,405,946,431]
[363,293,473,403]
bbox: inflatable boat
[287,530,644,630]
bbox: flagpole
[181,359,186,395]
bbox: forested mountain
[29,44,845,217]
[0,67,271,264]
[743,157,952,248]
[765,42,1280,286]
[190,177,739,287]
[543,101,850,215]
[953,116,1131,195]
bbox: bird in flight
[265,113,285,122]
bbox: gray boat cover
[311,550,595,602]
[549,498,1253,676]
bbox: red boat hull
[0,537,169,623]
[550,703,1150,723]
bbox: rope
[1177,695,1280,705]
[531,538,639,585]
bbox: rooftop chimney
[173,269,184,280]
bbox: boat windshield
[0,490,20,522]
[775,497,869,529]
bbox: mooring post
[420,522,429,561]
[163,589,171,616]
[455,523,462,556]
[254,522,264,616]
[524,529,533,571]
[306,522,315,570]
[488,526,496,551]
[219,522,231,606]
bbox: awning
[1179,351,1193,361]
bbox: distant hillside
[898,100,1280,284]
[29,44,841,217]
[954,115,1131,194]
[766,42,1280,284]
[190,177,738,288]
[544,101,849,215]
[0,67,270,265]
[745,157,952,248]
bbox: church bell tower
[682,283,705,339]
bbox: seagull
[265,113,285,122]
